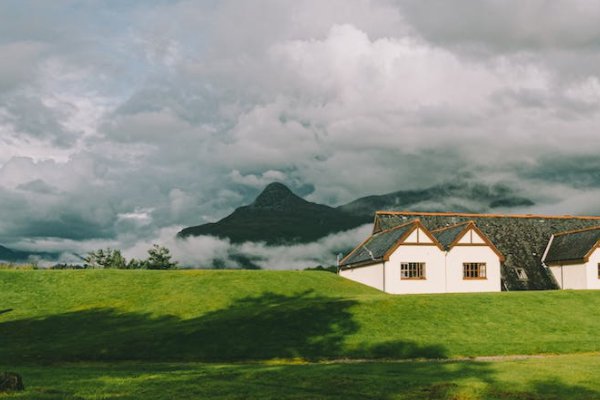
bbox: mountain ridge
[178,181,535,244]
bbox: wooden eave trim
[470,224,506,262]
[339,234,377,266]
[381,221,445,261]
[377,218,421,235]
[340,219,421,266]
[444,222,505,262]
[415,220,445,251]
[372,215,382,234]
[545,241,600,266]
[374,210,600,221]
[554,225,600,237]
[447,222,473,249]
[583,240,600,261]
[382,223,419,261]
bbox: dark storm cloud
[521,155,600,189]
[0,0,600,266]
[397,0,600,52]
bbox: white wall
[586,248,600,289]
[339,263,384,291]
[445,246,501,293]
[549,264,588,289]
[340,227,502,294]
[385,244,446,294]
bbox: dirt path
[301,352,600,365]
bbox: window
[515,267,528,281]
[597,264,600,279]
[401,262,426,279]
[463,263,487,279]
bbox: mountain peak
[251,182,298,209]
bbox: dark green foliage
[50,263,85,270]
[304,265,338,273]
[83,248,127,269]
[145,245,178,270]
[81,245,177,270]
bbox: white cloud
[1,1,600,263]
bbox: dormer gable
[432,221,505,262]
[340,219,443,268]
[544,225,600,266]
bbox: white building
[339,219,503,294]
[543,226,600,290]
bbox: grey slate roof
[545,227,600,265]
[374,212,600,290]
[341,221,417,266]
[432,222,470,250]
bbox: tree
[83,248,127,269]
[145,244,178,270]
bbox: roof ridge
[553,225,600,237]
[430,221,473,233]
[375,211,600,220]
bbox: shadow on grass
[5,362,600,400]
[0,290,444,363]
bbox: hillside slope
[178,181,535,244]
[2,270,600,363]
[338,181,534,216]
[178,182,370,244]
[0,244,39,262]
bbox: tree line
[52,244,178,270]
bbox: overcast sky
[1,1,600,265]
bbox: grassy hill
[3,270,600,399]
[2,270,600,364]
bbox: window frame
[515,267,528,281]
[400,262,426,280]
[463,262,487,280]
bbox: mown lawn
[2,354,600,399]
[2,270,600,363]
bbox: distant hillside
[0,244,34,262]
[179,181,534,244]
[178,183,370,244]
[338,181,534,216]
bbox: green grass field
[2,354,600,399]
[2,270,600,399]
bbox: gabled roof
[544,226,600,265]
[432,221,505,261]
[372,211,600,290]
[340,219,442,267]
[431,221,471,250]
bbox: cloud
[1,1,600,264]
